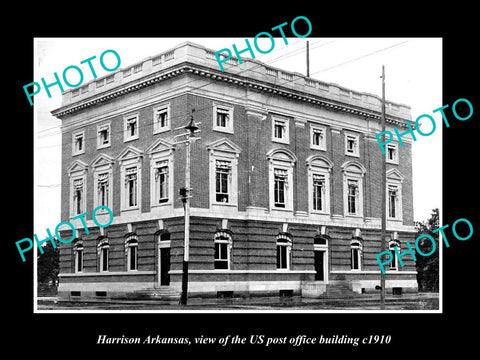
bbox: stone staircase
[125,286,181,301]
[319,283,363,299]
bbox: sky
[34,37,442,233]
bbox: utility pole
[306,40,310,77]
[176,109,200,306]
[380,65,386,310]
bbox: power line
[36,39,333,143]
[35,40,406,148]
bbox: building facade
[52,42,417,300]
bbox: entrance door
[314,250,325,281]
[160,248,171,286]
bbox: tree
[415,208,439,292]
[37,238,60,293]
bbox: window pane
[102,248,108,271]
[130,246,137,270]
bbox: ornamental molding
[52,63,411,128]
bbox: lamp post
[178,110,199,306]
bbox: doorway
[157,231,171,287]
[314,250,325,281]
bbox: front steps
[125,286,180,301]
[320,283,363,299]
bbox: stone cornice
[51,61,412,128]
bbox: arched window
[389,239,400,271]
[73,240,83,273]
[267,148,297,212]
[341,161,366,218]
[97,237,109,272]
[350,240,363,271]
[214,230,232,270]
[276,233,292,270]
[125,234,138,271]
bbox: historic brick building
[52,41,417,300]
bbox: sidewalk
[36,292,439,311]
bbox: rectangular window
[276,244,288,269]
[272,117,289,144]
[390,249,397,270]
[386,143,399,164]
[100,248,109,272]
[214,242,229,269]
[274,169,287,208]
[126,167,137,207]
[124,115,139,141]
[389,186,398,218]
[98,173,109,207]
[72,131,85,155]
[274,121,284,139]
[351,248,360,270]
[75,249,83,273]
[213,105,233,133]
[345,133,359,157]
[97,124,110,148]
[215,160,230,203]
[129,246,137,271]
[347,180,358,215]
[311,125,326,150]
[154,105,170,133]
[216,108,229,127]
[157,165,169,203]
[73,179,84,215]
[312,174,325,211]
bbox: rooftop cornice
[51,61,411,128]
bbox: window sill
[72,151,85,156]
[153,127,171,135]
[212,202,237,207]
[97,143,111,150]
[310,145,327,151]
[345,152,360,158]
[124,136,139,143]
[213,126,234,134]
[272,137,290,145]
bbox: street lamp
[178,109,200,306]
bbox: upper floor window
[124,114,139,142]
[347,179,359,215]
[345,132,359,157]
[341,161,366,218]
[274,169,288,208]
[310,125,326,150]
[215,160,231,203]
[125,167,138,208]
[386,143,399,164]
[97,123,111,149]
[153,104,170,134]
[267,148,297,212]
[306,155,333,215]
[72,130,85,156]
[147,138,175,209]
[213,104,233,134]
[118,146,143,212]
[272,116,289,144]
[207,138,241,209]
[91,154,114,211]
[386,169,404,221]
[67,160,88,218]
[155,162,169,204]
